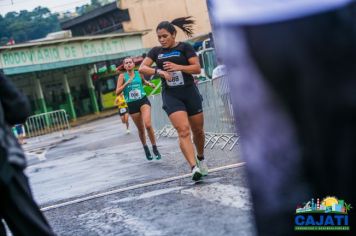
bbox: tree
[91,0,102,8]
[0,7,60,45]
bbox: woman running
[114,94,130,134]
[116,57,161,160]
[139,17,207,181]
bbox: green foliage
[75,0,111,16]
[0,0,115,45]
[0,7,60,45]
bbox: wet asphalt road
[23,115,256,236]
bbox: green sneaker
[144,145,153,161]
[196,158,208,176]
[152,145,161,160]
[191,166,203,181]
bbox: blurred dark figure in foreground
[209,0,356,235]
[0,71,55,235]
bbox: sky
[0,0,92,16]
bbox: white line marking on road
[25,148,47,161]
[37,148,48,161]
[113,186,184,203]
[41,162,245,211]
[182,183,252,210]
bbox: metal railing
[150,75,239,151]
[25,109,71,138]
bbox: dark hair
[156,16,195,37]
[123,57,134,64]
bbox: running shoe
[191,166,203,181]
[126,129,130,134]
[196,158,208,176]
[144,145,153,161]
[152,145,161,160]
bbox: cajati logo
[294,196,352,231]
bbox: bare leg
[124,113,129,130]
[140,104,156,145]
[188,112,205,157]
[169,111,196,167]
[130,113,146,145]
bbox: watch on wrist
[155,68,161,76]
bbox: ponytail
[171,16,195,37]
[156,16,195,38]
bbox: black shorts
[162,84,203,116]
[118,107,128,116]
[127,96,151,114]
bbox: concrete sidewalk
[23,108,118,154]
[70,108,118,127]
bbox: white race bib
[120,108,127,113]
[167,71,185,87]
[129,89,142,100]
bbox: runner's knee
[177,126,191,139]
[145,122,152,130]
[191,127,204,137]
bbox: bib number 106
[129,89,141,100]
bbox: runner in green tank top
[122,70,147,103]
[116,57,161,160]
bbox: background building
[61,2,130,36]
[0,32,147,120]
[118,0,212,48]
[61,0,212,48]
[1,0,213,121]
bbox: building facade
[118,0,212,48]
[61,2,130,36]
[0,32,146,120]
[1,0,213,121]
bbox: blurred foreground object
[210,0,356,235]
[0,71,55,236]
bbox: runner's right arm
[115,73,133,95]
[139,57,172,81]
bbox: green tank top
[123,70,146,103]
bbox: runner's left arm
[163,56,201,74]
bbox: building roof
[0,31,149,51]
[61,2,120,29]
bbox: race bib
[120,108,127,113]
[167,71,185,87]
[129,89,142,100]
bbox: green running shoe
[196,158,208,176]
[144,145,153,161]
[152,145,161,160]
[191,166,203,181]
